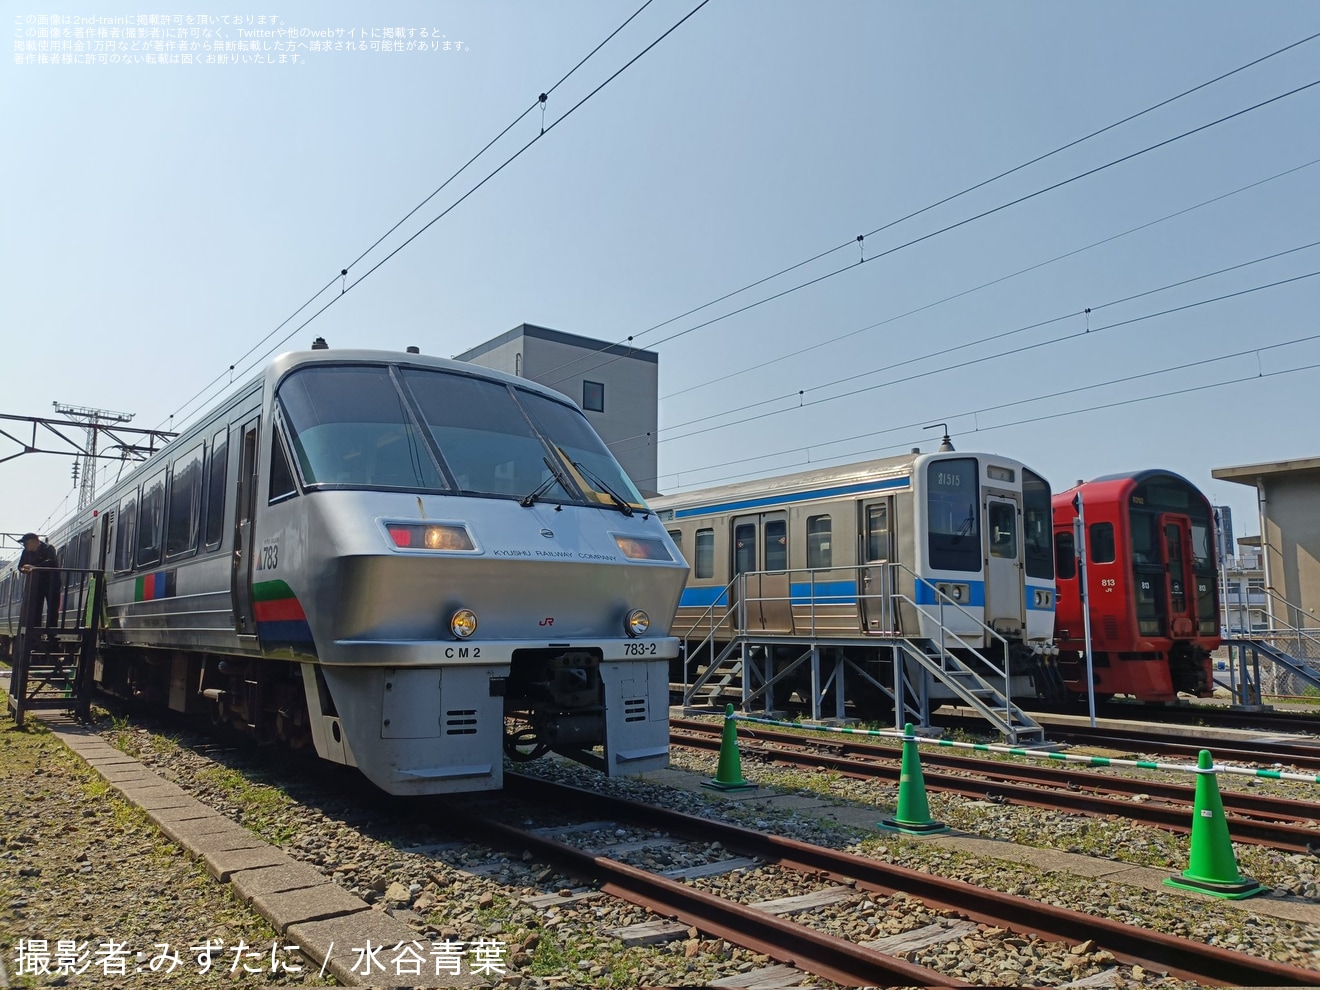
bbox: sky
[3,1,1319,559]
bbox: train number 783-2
[624,641,657,656]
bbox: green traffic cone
[1164,749,1264,899]
[703,704,756,791]
[879,723,948,835]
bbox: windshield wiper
[572,461,635,516]
[520,457,572,508]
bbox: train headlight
[613,535,673,561]
[1033,589,1054,609]
[935,583,970,604]
[386,523,474,551]
[450,608,478,639]
[625,609,650,638]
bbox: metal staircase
[677,562,1046,743]
[6,568,103,728]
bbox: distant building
[1220,535,1267,635]
[1211,455,1320,632]
[455,324,660,497]
[1213,505,1234,561]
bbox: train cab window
[807,515,832,569]
[279,366,446,491]
[165,444,204,558]
[204,428,228,550]
[268,430,299,504]
[1055,532,1076,580]
[1089,522,1115,564]
[136,471,166,568]
[1022,469,1054,579]
[927,458,980,572]
[764,519,787,573]
[695,528,714,579]
[988,502,1017,559]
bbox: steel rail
[671,720,1320,852]
[438,796,970,988]
[505,773,1320,987]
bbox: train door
[730,512,791,633]
[231,418,259,638]
[858,499,896,633]
[984,496,1024,634]
[1160,514,1197,638]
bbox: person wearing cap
[18,533,60,643]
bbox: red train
[1052,471,1219,703]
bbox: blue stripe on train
[672,476,910,519]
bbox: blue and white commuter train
[650,446,1059,705]
[0,347,687,794]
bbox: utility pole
[51,402,135,510]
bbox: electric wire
[531,29,1320,388]
[662,156,1320,402]
[164,0,713,430]
[617,242,1320,448]
[159,0,669,431]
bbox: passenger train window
[1054,532,1076,579]
[695,529,714,579]
[1089,522,1115,564]
[165,444,204,558]
[269,429,299,504]
[807,515,831,569]
[926,458,980,572]
[764,519,787,572]
[204,428,228,550]
[734,523,756,575]
[136,472,166,568]
[667,530,682,552]
[866,505,889,562]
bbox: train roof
[1054,468,1204,498]
[650,449,1040,515]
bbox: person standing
[18,532,60,641]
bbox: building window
[583,381,604,413]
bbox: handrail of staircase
[676,573,743,703]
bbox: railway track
[670,718,1320,854]
[933,712,1320,772]
[486,773,1319,988]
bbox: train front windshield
[278,363,646,508]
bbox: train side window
[1022,469,1054,580]
[666,530,682,552]
[764,519,787,572]
[1055,532,1076,579]
[136,471,166,568]
[268,429,299,504]
[1089,522,1115,564]
[165,443,204,559]
[204,427,228,550]
[807,515,831,569]
[695,529,714,579]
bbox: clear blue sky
[3,1,1318,555]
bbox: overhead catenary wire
[661,155,1320,402]
[611,242,1320,450]
[531,29,1320,389]
[158,0,676,432]
[644,324,1320,489]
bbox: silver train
[0,348,687,795]
[650,447,1060,708]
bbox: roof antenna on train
[311,337,329,350]
[924,423,954,452]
